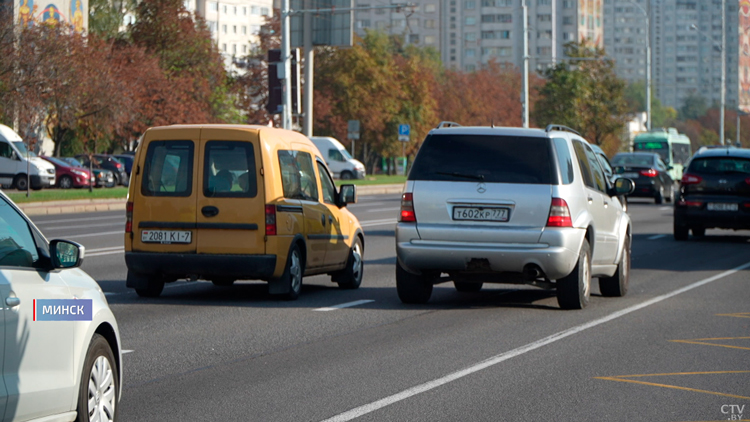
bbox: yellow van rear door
[196,128,265,255]
[132,130,198,253]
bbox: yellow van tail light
[126,201,133,233]
[265,204,277,235]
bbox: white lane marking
[660,206,672,211]
[123,350,134,354]
[360,218,396,227]
[648,234,667,240]
[104,292,118,296]
[87,250,125,258]
[319,260,750,422]
[314,300,375,312]
[64,230,123,239]
[366,207,400,213]
[89,246,125,252]
[351,201,385,207]
[34,215,123,225]
[43,222,124,231]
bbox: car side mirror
[338,184,357,207]
[612,177,635,196]
[49,239,85,269]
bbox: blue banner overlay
[34,299,93,321]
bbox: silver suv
[395,123,635,309]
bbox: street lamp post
[690,3,726,145]
[626,0,651,131]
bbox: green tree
[130,0,231,122]
[680,93,708,121]
[533,42,628,147]
[88,0,138,40]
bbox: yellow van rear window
[203,141,257,198]
[141,141,194,197]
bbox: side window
[0,142,12,158]
[572,141,594,188]
[656,158,667,171]
[204,141,257,198]
[0,199,39,267]
[317,162,336,204]
[552,138,574,184]
[329,149,345,162]
[277,150,318,201]
[142,141,194,197]
[583,144,607,193]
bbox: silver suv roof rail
[436,121,462,129]
[545,124,581,137]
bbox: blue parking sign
[398,124,410,136]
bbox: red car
[40,156,94,188]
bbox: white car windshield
[340,148,353,160]
[12,141,37,158]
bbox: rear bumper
[629,180,659,197]
[125,252,277,280]
[674,206,750,230]
[395,224,585,280]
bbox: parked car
[75,154,129,186]
[611,152,675,204]
[61,157,116,188]
[310,136,366,180]
[125,124,364,300]
[0,189,121,421]
[395,123,634,309]
[114,154,134,177]
[590,144,628,212]
[674,147,750,240]
[40,155,94,189]
[0,124,56,190]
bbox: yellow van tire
[271,244,304,301]
[332,237,363,289]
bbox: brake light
[125,201,133,233]
[681,174,702,185]
[547,198,572,227]
[745,177,750,185]
[677,199,703,207]
[399,192,416,222]
[640,169,658,177]
[265,204,277,235]
[115,162,122,169]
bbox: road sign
[398,124,410,142]
[347,120,360,140]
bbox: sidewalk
[17,184,405,216]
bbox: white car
[0,191,121,421]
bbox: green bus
[632,128,692,181]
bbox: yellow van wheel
[332,238,363,289]
[273,244,303,300]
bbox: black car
[612,152,675,204]
[76,154,129,186]
[114,154,134,176]
[674,148,750,240]
[591,144,628,212]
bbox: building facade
[605,0,740,111]
[185,0,274,70]
[2,0,88,32]
[354,0,603,73]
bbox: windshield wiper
[435,171,485,181]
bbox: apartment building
[604,0,740,111]
[185,0,274,69]
[353,0,603,72]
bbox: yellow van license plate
[141,230,192,244]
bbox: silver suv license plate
[453,207,509,222]
[141,230,192,244]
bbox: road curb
[15,184,405,216]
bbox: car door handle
[321,214,326,226]
[588,197,594,203]
[329,215,333,224]
[5,297,20,307]
[201,206,219,218]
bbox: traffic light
[266,49,300,115]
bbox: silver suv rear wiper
[435,171,485,181]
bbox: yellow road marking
[717,312,750,319]
[594,373,750,400]
[670,337,750,351]
[600,370,750,378]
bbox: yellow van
[124,124,364,300]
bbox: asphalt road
[29,195,750,422]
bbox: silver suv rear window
[408,134,554,184]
